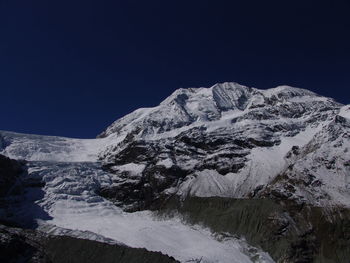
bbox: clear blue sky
[1,0,349,138]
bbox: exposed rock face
[0,224,49,263]
[45,235,178,263]
[0,224,178,263]
[0,154,25,197]
[158,196,350,263]
[97,83,348,211]
[258,113,350,206]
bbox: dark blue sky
[1,0,349,138]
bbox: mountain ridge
[98,82,340,139]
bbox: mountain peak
[160,82,252,112]
[100,82,339,138]
[262,85,319,99]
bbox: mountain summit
[98,82,326,138]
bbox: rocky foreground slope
[0,82,349,262]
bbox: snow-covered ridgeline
[98,82,338,139]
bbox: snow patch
[339,105,350,119]
[0,131,116,162]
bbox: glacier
[0,132,273,262]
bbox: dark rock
[45,236,178,263]
[0,224,178,263]
[0,225,50,263]
[157,196,350,263]
[0,154,26,197]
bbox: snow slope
[0,131,113,162]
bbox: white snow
[156,158,174,168]
[178,170,232,197]
[339,105,350,119]
[111,163,146,175]
[0,131,117,162]
[47,200,265,263]
[261,85,317,98]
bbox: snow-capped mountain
[1,82,349,263]
[97,82,348,210]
